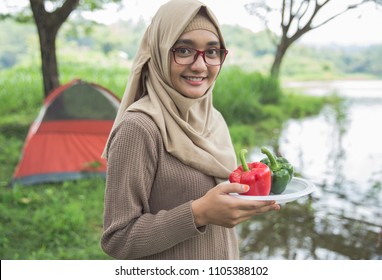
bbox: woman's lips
[183,76,205,85]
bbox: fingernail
[242,185,249,192]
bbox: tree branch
[296,0,310,29]
[281,0,286,26]
[291,0,330,41]
[282,0,295,37]
[310,0,371,32]
[52,0,80,25]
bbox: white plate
[229,177,315,204]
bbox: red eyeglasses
[171,47,228,66]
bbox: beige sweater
[101,112,239,260]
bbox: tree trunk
[37,22,59,96]
[270,38,289,80]
[29,0,79,97]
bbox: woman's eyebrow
[174,39,221,47]
[207,41,220,46]
[174,39,194,45]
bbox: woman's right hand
[191,182,280,228]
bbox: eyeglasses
[170,47,228,66]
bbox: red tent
[11,79,120,186]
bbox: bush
[214,67,283,125]
[281,91,326,119]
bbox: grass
[0,61,329,259]
[0,178,110,259]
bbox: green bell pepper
[260,146,294,194]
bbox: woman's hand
[191,183,280,228]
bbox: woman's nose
[190,53,208,71]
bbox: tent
[11,79,120,186]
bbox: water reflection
[238,80,382,260]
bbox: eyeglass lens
[172,48,226,65]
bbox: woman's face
[170,29,222,99]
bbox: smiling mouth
[183,76,205,82]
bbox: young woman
[101,0,280,260]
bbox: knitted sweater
[101,112,239,260]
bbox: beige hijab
[104,0,237,182]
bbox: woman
[101,0,280,260]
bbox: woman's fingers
[217,182,279,210]
[239,201,280,216]
[235,200,277,210]
[216,182,281,214]
[192,182,281,228]
[216,182,249,194]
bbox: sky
[81,0,382,46]
[2,0,382,46]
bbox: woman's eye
[176,48,192,56]
[205,49,218,57]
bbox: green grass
[0,178,110,259]
[0,61,328,259]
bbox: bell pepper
[260,146,294,194]
[229,149,271,196]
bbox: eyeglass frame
[170,47,228,66]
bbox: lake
[238,80,382,260]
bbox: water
[238,80,382,260]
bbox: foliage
[221,25,274,57]
[0,19,38,69]
[1,19,382,80]
[332,45,382,76]
[214,67,264,125]
[214,66,284,126]
[61,18,147,59]
[280,91,328,119]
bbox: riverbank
[242,79,382,259]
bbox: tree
[30,0,79,96]
[245,0,382,80]
[2,0,122,97]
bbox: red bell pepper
[229,149,271,196]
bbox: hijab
[104,0,237,182]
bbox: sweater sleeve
[101,113,205,259]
